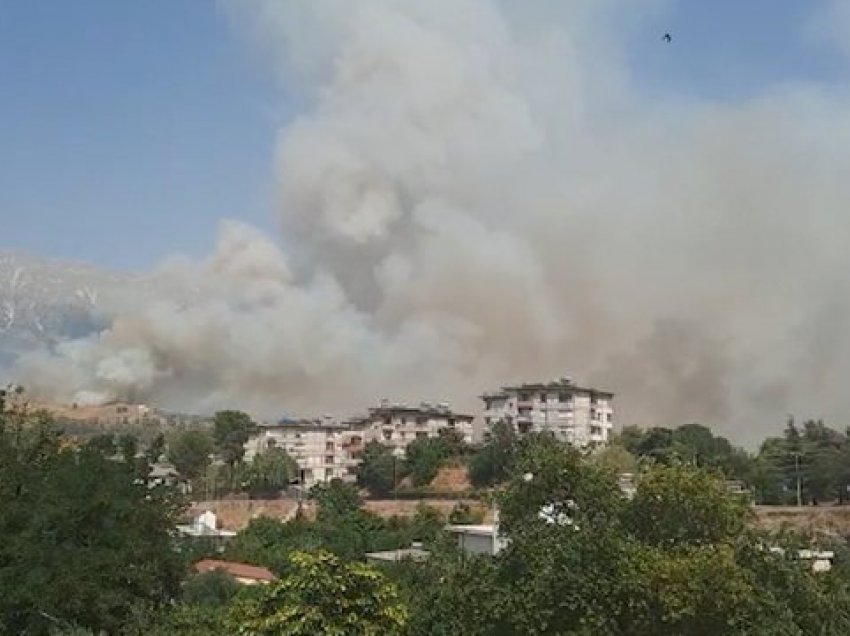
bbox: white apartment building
[244,417,359,489]
[346,401,475,455]
[481,377,614,447]
[244,401,472,489]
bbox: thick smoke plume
[13,0,850,444]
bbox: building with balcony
[244,417,359,489]
[345,400,475,455]
[481,377,613,447]
[244,400,472,490]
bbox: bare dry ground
[753,505,850,536]
[188,497,491,531]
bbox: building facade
[345,401,475,454]
[481,377,614,447]
[244,401,472,489]
[244,418,359,489]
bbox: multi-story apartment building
[346,401,475,454]
[244,401,472,489]
[244,417,359,489]
[481,377,614,447]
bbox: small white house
[446,524,508,556]
[176,511,236,539]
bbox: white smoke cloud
[12,0,850,444]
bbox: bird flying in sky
[663,33,672,43]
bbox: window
[325,468,333,478]
[518,421,533,434]
[326,441,334,451]
[325,455,334,464]
[382,430,392,440]
[606,413,612,422]
[416,431,428,439]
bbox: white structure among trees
[481,377,614,447]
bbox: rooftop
[365,547,430,562]
[446,524,498,536]
[257,417,346,431]
[193,559,276,583]
[363,401,474,420]
[482,377,614,399]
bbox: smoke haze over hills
[6,0,850,445]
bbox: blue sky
[0,0,845,270]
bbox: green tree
[0,400,184,635]
[498,432,623,536]
[409,502,447,540]
[182,570,242,607]
[447,501,484,525]
[626,463,749,548]
[226,516,320,572]
[404,436,450,487]
[592,443,638,474]
[357,441,397,496]
[213,410,256,467]
[469,419,517,487]
[244,447,298,498]
[437,426,467,455]
[228,550,408,635]
[167,429,215,480]
[312,479,362,519]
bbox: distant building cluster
[245,400,475,489]
[245,376,614,490]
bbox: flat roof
[257,419,346,430]
[365,548,430,562]
[482,381,614,399]
[194,559,276,582]
[367,405,474,419]
[446,524,497,536]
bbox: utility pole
[795,452,802,507]
[392,446,404,560]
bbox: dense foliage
[10,382,850,635]
[356,441,398,496]
[228,550,408,635]
[212,410,257,467]
[0,390,184,635]
[167,429,215,479]
[403,433,850,635]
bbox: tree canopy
[213,410,256,466]
[0,394,184,635]
[227,550,408,636]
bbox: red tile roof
[193,559,276,583]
